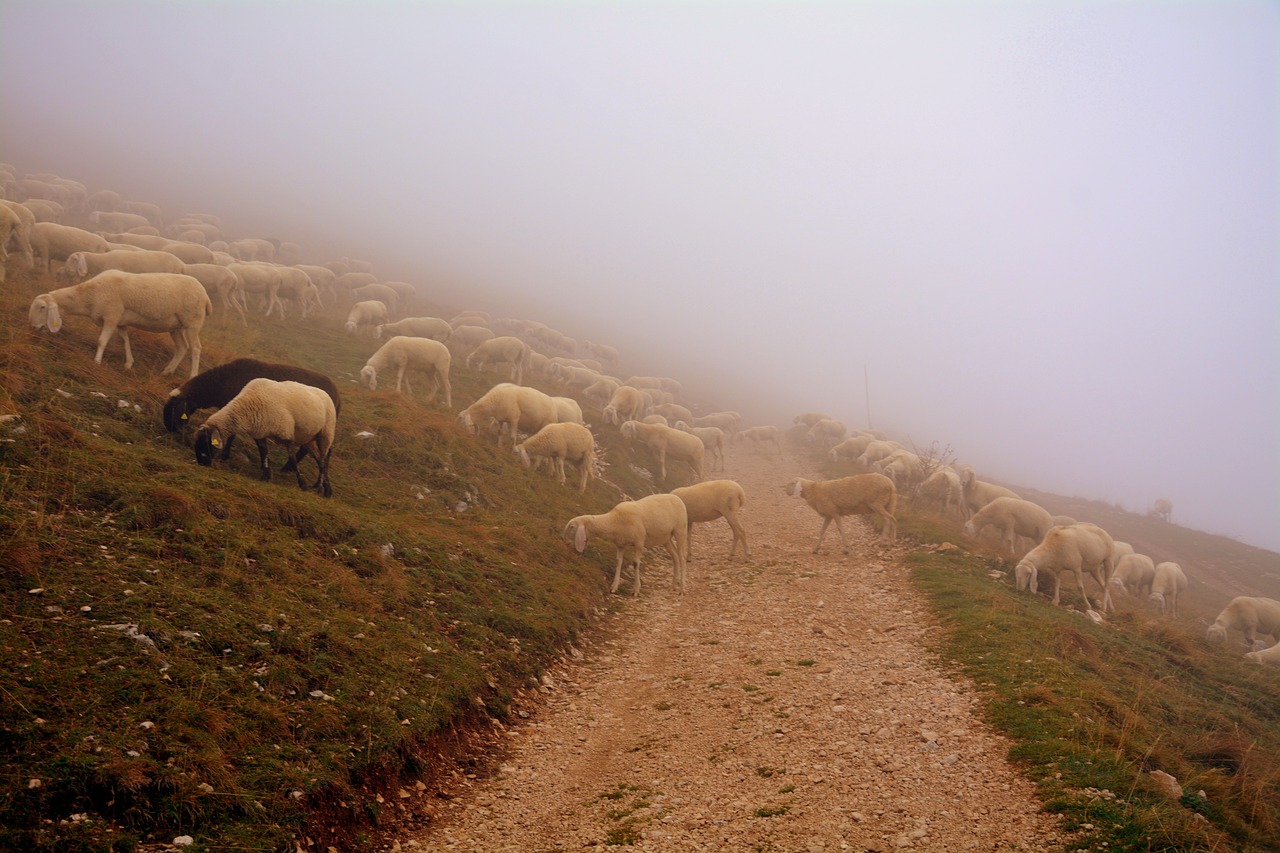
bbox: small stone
[173,836,194,846]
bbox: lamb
[1108,553,1156,598]
[28,270,212,377]
[670,479,749,560]
[563,494,689,595]
[30,222,110,273]
[458,383,558,447]
[194,378,335,498]
[620,420,705,482]
[1014,523,1115,612]
[674,421,726,472]
[603,385,646,425]
[345,300,389,335]
[734,425,783,456]
[963,497,1054,555]
[1245,641,1280,665]
[916,468,967,520]
[375,316,452,342]
[1148,561,1187,617]
[446,324,496,358]
[514,422,596,492]
[359,336,452,405]
[55,248,185,283]
[785,473,898,552]
[466,335,531,385]
[1206,597,1280,650]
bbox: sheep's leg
[610,549,626,594]
[813,517,833,553]
[555,455,566,485]
[95,323,120,366]
[439,371,452,408]
[833,516,850,554]
[725,512,750,559]
[685,522,695,560]
[394,365,406,392]
[255,439,272,481]
[161,329,189,376]
[1076,572,1094,611]
[576,460,589,493]
[656,449,667,481]
[666,539,686,594]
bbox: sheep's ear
[574,522,587,553]
[45,300,62,333]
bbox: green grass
[0,263,676,851]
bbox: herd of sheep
[3,164,1277,667]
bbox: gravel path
[399,446,1067,852]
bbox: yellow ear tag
[181,413,188,420]
[211,438,221,448]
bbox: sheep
[55,248,185,284]
[734,425,783,456]
[603,385,646,425]
[806,418,847,448]
[90,210,152,232]
[563,494,689,595]
[1014,523,1115,612]
[1148,562,1187,617]
[1150,498,1173,522]
[916,468,967,519]
[181,263,247,324]
[650,402,694,423]
[194,378,335,498]
[829,434,874,463]
[855,439,901,469]
[551,396,584,425]
[103,231,171,250]
[1049,515,1078,527]
[553,363,601,392]
[674,421,726,472]
[1245,641,1280,666]
[375,316,452,342]
[381,280,417,310]
[793,412,833,427]
[691,411,739,434]
[296,264,339,304]
[1110,540,1135,568]
[785,473,898,552]
[446,324,495,357]
[641,413,669,426]
[1206,597,1280,649]
[1108,553,1156,598]
[458,383,557,447]
[950,461,977,489]
[0,199,35,269]
[30,222,110,273]
[349,282,401,316]
[963,479,1021,516]
[23,198,62,223]
[466,335,531,385]
[345,299,389,335]
[878,450,925,488]
[963,497,1054,555]
[229,262,285,318]
[620,420,705,482]
[450,310,491,327]
[582,340,619,364]
[359,336,452,405]
[670,479,749,561]
[514,422,596,491]
[160,240,216,265]
[28,270,211,377]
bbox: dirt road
[400,445,1067,851]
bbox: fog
[3,2,1277,551]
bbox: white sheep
[1206,597,1280,650]
[466,335,531,385]
[963,497,1054,555]
[359,336,452,405]
[829,434,874,463]
[690,411,739,434]
[583,376,621,407]
[563,494,689,595]
[1108,553,1156,598]
[674,421,725,472]
[28,270,212,377]
[551,396,584,425]
[806,418,847,447]
[670,479,749,560]
[1050,515,1078,527]
[445,324,495,357]
[55,248,185,283]
[650,402,694,423]
[349,282,401,316]
[514,422,596,492]
[30,222,110,273]
[734,425,783,456]
[194,378,335,497]
[916,468,967,520]
[1014,523,1115,612]
[1244,641,1280,666]
[641,413,669,426]
[793,411,833,427]
[345,299,389,335]
[603,385,647,425]
[1111,540,1136,566]
[375,316,452,342]
[620,420,705,482]
[0,198,36,269]
[878,450,925,488]
[1148,561,1187,617]
[854,439,901,469]
[963,479,1021,516]
[785,473,898,552]
[458,383,557,448]
[181,263,247,325]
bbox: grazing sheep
[563,494,689,595]
[1148,561,1187,617]
[30,222,110,273]
[1245,642,1280,666]
[963,479,1021,516]
[450,310,491,327]
[458,383,557,447]
[160,241,216,265]
[793,412,833,427]
[228,262,285,318]
[690,411,739,434]
[55,248,185,283]
[734,425,783,456]
[181,263,247,324]
[466,335,531,385]
[603,385,646,425]
[104,231,171,250]
[877,450,925,489]
[446,324,495,358]
[551,396,584,425]
[671,479,749,560]
[916,468,967,519]
[651,402,694,423]
[806,418,847,448]
[785,473,898,552]
[194,378,335,497]
[359,336,452,405]
[23,198,62,223]
[582,340,619,364]
[0,199,36,269]
[349,283,401,316]
[90,210,152,232]
[376,316,452,342]
[583,376,621,406]
[641,413,669,426]
[29,270,211,377]
[674,421,726,472]
[855,439,901,469]
[1150,498,1173,522]
[620,420,705,482]
[829,434,874,463]
[1108,553,1156,598]
[1050,515,1078,527]
[963,497,1054,555]
[1206,597,1280,649]
[515,422,596,492]
[1014,523,1115,612]
[345,299,389,335]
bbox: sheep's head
[344,320,358,334]
[962,520,977,538]
[193,425,225,467]
[562,518,589,552]
[359,365,378,390]
[28,295,61,333]
[162,395,195,432]
[457,411,476,434]
[1014,560,1037,593]
[784,478,808,498]
[1206,623,1228,644]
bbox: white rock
[173,836,194,846]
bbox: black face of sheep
[163,397,194,431]
[193,428,218,467]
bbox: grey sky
[3,1,1277,551]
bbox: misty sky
[2,2,1277,552]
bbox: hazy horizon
[2,1,1277,551]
